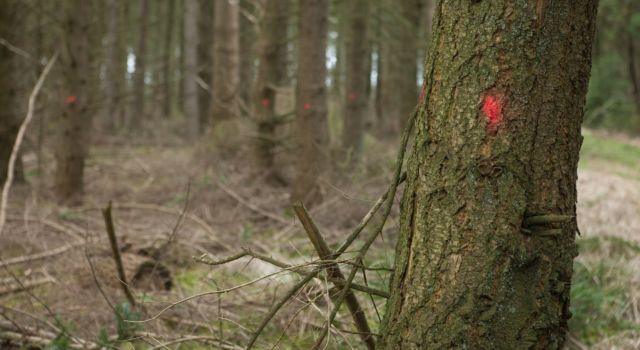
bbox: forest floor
[1,128,639,349]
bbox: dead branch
[0,275,55,296]
[0,51,58,237]
[103,201,136,307]
[293,202,375,350]
[216,180,289,224]
[311,107,417,349]
[0,242,83,268]
[194,250,389,298]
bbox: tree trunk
[0,0,25,185]
[341,0,370,164]
[55,0,94,205]
[162,0,176,119]
[239,0,256,110]
[291,0,330,205]
[183,0,199,137]
[197,0,214,132]
[380,1,598,349]
[254,0,289,184]
[379,0,422,137]
[131,0,150,132]
[211,0,240,122]
[104,0,121,132]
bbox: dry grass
[0,128,638,349]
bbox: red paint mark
[303,102,312,110]
[65,95,77,105]
[261,98,270,107]
[418,81,427,105]
[348,93,357,102]
[482,95,503,129]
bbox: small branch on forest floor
[0,242,83,268]
[194,250,389,298]
[0,51,58,237]
[0,275,55,296]
[292,202,375,350]
[216,180,289,224]
[102,201,136,307]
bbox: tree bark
[211,0,240,122]
[131,0,150,132]
[254,0,289,184]
[341,0,370,164]
[104,0,123,132]
[239,0,256,110]
[54,0,94,205]
[183,0,200,137]
[0,0,25,185]
[380,1,599,348]
[291,0,330,205]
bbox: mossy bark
[380,1,598,349]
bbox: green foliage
[115,302,141,339]
[96,328,112,348]
[580,131,640,173]
[45,315,74,350]
[584,54,637,131]
[570,236,640,344]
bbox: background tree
[380,1,599,348]
[291,0,330,204]
[341,0,370,164]
[54,0,94,204]
[131,0,149,132]
[254,0,290,184]
[211,0,240,122]
[183,0,199,137]
[0,0,26,185]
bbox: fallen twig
[103,201,136,307]
[0,242,83,268]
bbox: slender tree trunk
[0,0,25,185]
[380,1,598,348]
[183,0,200,137]
[291,0,330,205]
[239,0,256,111]
[379,0,422,137]
[162,0,176,119]
[104,0,121,132]
[54,0,94,205]
[341,0,370,164]
[211,0,240,122]
[197,0,214,132]
[131,0,150,132]
[254,0,289,184]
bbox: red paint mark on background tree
[482,95,503,130]
[261,98,270,107]
[418,80,427,106]
[65,95,77,105]
[303,102,312,110]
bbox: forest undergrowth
[1,127,639,349]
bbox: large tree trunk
[380,1,598,349]
[131,0,150,132]
[341,0,370,164]
[291,0,330,205]
[54,0,94,205]
[254,0,289,184]
[379,0,422,137]
[211,0,240,122]
[0,0,25,185]
[183,0,200,137]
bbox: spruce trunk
[381,1,598,348]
